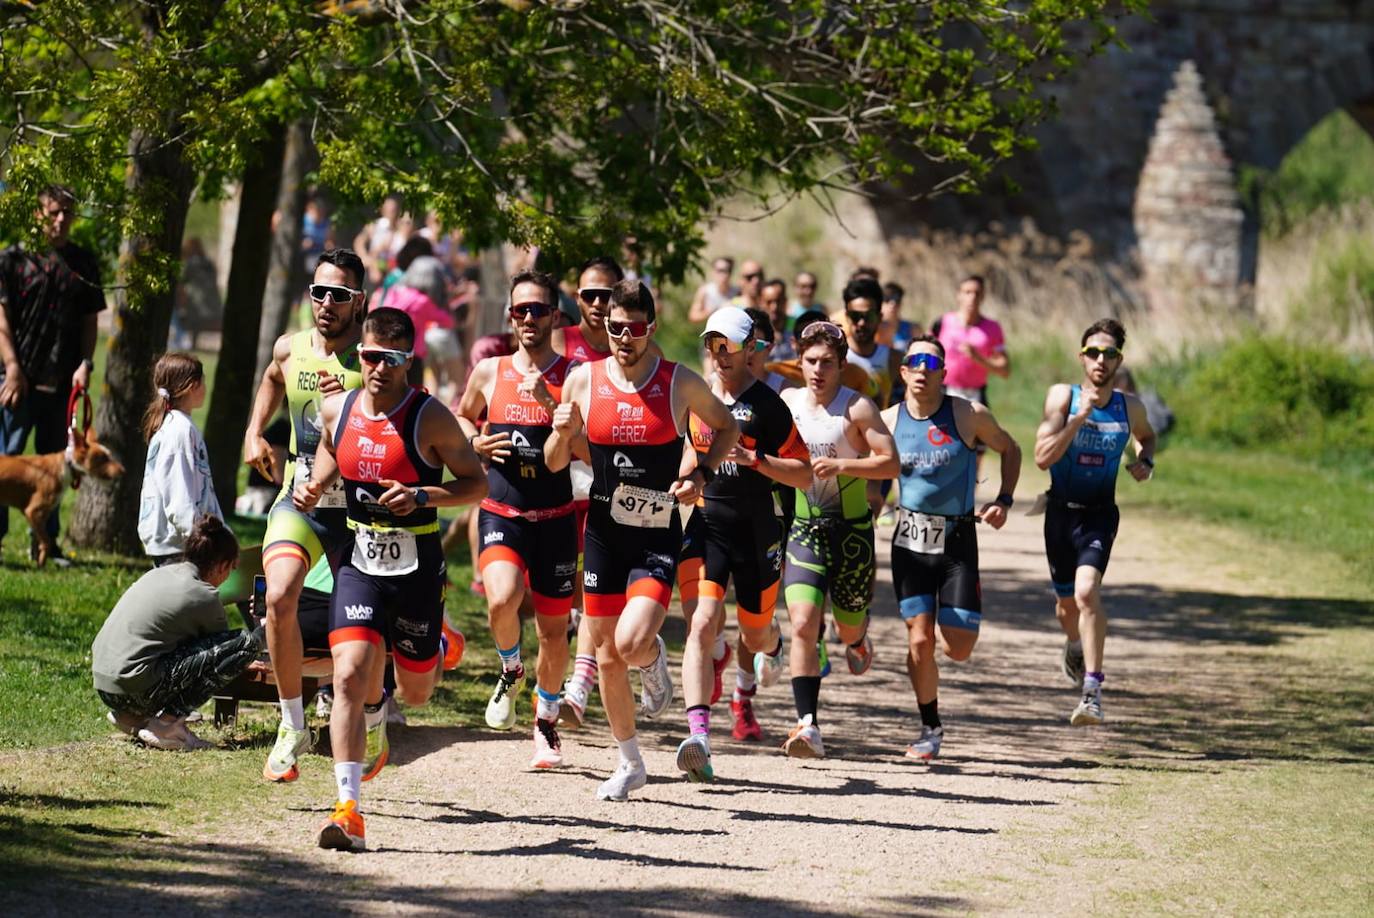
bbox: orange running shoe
[442,617,465,671]
[318,800,366,851]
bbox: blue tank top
[894,398,976,517]
[1049,386,1130,506]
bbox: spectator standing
[932,275,1010,409]
[688,256,738,322]
[0,184,105,565]
[788,270,823,320]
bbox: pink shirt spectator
[385,285,454,360]
[936,311,1005,390]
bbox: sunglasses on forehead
[1080,345,1123,361]
[309,283,363,303]
[799,320,844,342]
[509,302,553,320]
[358,347,413,368]
[903,352,945,371]
[606,318,654,340]
[578,287,613,305]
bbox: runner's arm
[453,356,492,442]
[967,401,1022,528]
[416,402,488,508]
[545,363,588,473]
[1034,384,1089,470]
[745,401,811,490]
[837,395,900,481]
[1124,393,1157,482]
[687,284,712,323]
[678,368,739,474]
[244,333,291,479]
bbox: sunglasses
[753,339,772,352]
[578,287,613,305]
[712,265,731,274]
[309,283,363,303]
[606,318,654,340]
[358,347,413,368]
[509,302,553,320]
[703,334,753,356]
[1081,345,1123,361]
[742,271,763,281]
[903,352,945,372]
[799,320,844,342]
[845,309,876,324]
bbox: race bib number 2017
[610,484,675,529]
[893,508,946,556]
[352,526,419,576]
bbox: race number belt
[291,452,346,509]
[480,497,576,522]
[347,518,438,576]
[893,508,955,556]
[610,484,675,529]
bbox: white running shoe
[530,717,564,769]
[560,681,588,728]
[485,667,524,730]
[1071,687,1104,726]
[905,725,944,761]
[1062,641,1085,688]
[676,733,714,783]
[782,714,825,759]
[596,758,648,801]
[754,645,784,688]
[638,636,674,719]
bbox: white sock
[736,668,757,693]
[364,701,386,730]
[281,696,305,731]
[712,631,727,661]
[617,736,642,765]
[335,761,362,804]
[1083,674,1102,693]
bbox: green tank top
[278,331,363,505]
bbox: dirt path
[7,499,1319,916]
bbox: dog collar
[64,438,84,490]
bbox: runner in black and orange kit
[546,280,739,801]
[456,269,577,768]
[294,307,485,851]
[675,307,811,782]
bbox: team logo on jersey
[597,384,614,396]
[927,426,954,447]
[355,487,385,507]
[646,383,664,398]
[398,639,417,655]
[554,561,577,577]
[483,530,505,544]
[560,580,573,592]
[731,404,754,424]
[502,367,520,380]
[615,401,645,421]
[348,414,368,431]
[395,618,430,637]
[647,552,674,570]
[357,435,387,459]
[511,431,531,448]
[612,451,635,469]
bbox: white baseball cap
[700,306,754,344]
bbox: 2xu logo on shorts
[344,604,373,621]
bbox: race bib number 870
[610,484,674,529]
[352,526,419,576]
[893,508,946,556]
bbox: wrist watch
[1140,456,1155,469]
[413,487,429,507]
[995,493,1014,508]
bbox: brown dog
[0,427,124,565]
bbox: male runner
[841,276,900,409]
[779,321,899,758]
[296,307,486,851]
[546,280,739,800]
[731,259,765,310]
[456,270,577,767]
[1034,318,1155,726]
[676,307,810,780]
[553,255,618,364]
[880,335,1021,761]
[243,248,366,783]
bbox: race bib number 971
[352,526,419,576]
[610,484,675,529]
[893,508,946,556]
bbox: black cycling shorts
[582,502,681,618]
[1044,501,1120,597]
[891,519,982,632]
[329,533,447,673]
[477,510,578,616]
[678,501,784,628]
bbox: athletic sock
[496,641,522,674]
[536,686,561,721]
[712,631,727,662]
[335,762,362,804]
[791,675,822,725]
[769,637,783,659]
[733,684,757,704]
[918,699,942,729]
[364,696,386,729]
[687,704,711,736]
[1085,672,1104,692]
[281,696,305,731]
[569,654,597,695]
[735,667,757,695]
[617,736,642,766]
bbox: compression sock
[536,686,561,721]
[570,654,597,694]
[280,696,306,731]
[712,631,727,662]
[335,762,362,804]
[687,704,711,736]
[791,675,822,725]
[918,699,942,729]
[497,641,522,674]
[617,735,642,765]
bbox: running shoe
[730,693,762,741]
[905,725,944,762]
[315,690,333,720]
[1070,687,1104,726]
[817,639,831,678]
[1061,641,1085,688]
[318,800,366,852]
[710,643,733,705]
[782,714,825,759]
[441,617,466,671]
[530,717,564,769]
[638,635,674,719]
[676,733,714,783]
[263,722,313,782]
[845,633,875,676]
[560,681,588,729]
[385,694,407,726]
[825,618,842,644]
[596,758,648,801]
[485,666,524,730]
[754,645,783,687]
[362,714,388,782]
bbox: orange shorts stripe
[263,542,310,569]
[329,626,382,648]
[479,545,526,573]
[585,592,627,618]
[395,651,440,674]
[627,577,672,609]
[737,579,780,630]
[530,591,574,618]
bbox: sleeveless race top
[790,386,867,522]
[689,379,807,512]
[1050,386,1130,506]
[894,398,976,517]
[586,358,682,503]
[279,330,363,508]
[847,343,893,408]
[334,388,442,532]
[485,354,572,510]
[561,325,611,364]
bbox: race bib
[295,455,346,509]
[893,508,946,556]
[352,525,419,576]
[610,484,675,529]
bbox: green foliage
[1299,237,1374,340]
[1241,110,1374,238]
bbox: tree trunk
[204,127,288,511]
[70,128,196,554]
[255,119,316,381]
